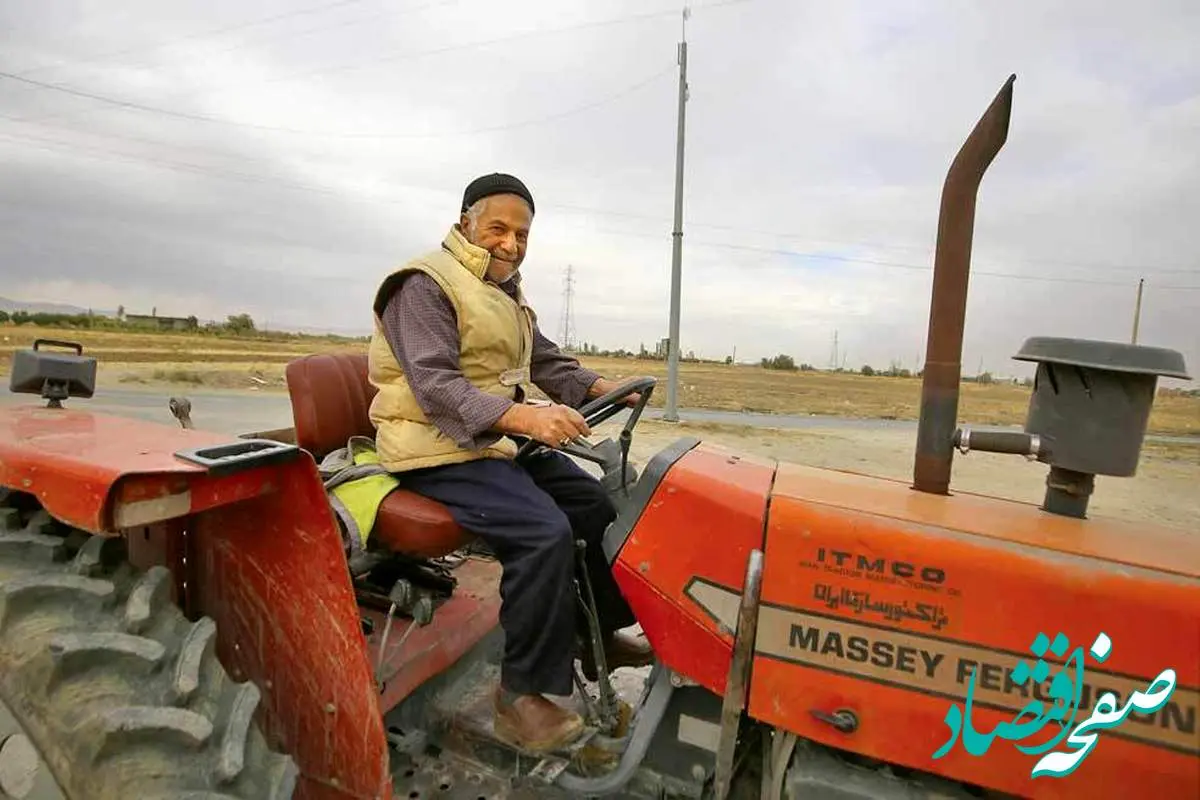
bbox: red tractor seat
[284,352,471,559]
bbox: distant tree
[761,354,797,371]
[725,355,733,365]
[978,371,994,385]
[861,365,875,376]
[225,313,256,334]
[185,315,199,331]
[0,310,8,323]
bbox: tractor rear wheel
[0,494,297,799]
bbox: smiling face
[460,194,532,283]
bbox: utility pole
[1131,277,1144,344]
[664,5,690,423]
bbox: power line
[586,226,1200,287]
[114,0,462,75]
[10,4,1186,279]
[0,61,674,139]
[3,126,1198,292]
[8,0,379,78]
[8,0,466,128]
[7,107,1195,281]
[661,219,1200,275]
[1,2,746,133]
[10,104,1196,281]
[195,0,750,95]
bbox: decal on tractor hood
[685,577,1198,758]
[812,582,950,632]
[801,547,959,597]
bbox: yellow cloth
[326,438,399,550]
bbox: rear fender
[0,406,390,800]
[185,456,390,800]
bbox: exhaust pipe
[912,75,1016,495]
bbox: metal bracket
[712,548,765,800]
[574,540,622,734]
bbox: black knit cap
[461,172,535,215]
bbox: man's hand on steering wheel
[587,376,646,408]
[509,375,658,463]
[497,403,591,449]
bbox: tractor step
[390,748,538,799]
[432,659,602,758]
[412,654,666,793]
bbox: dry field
[1,324,1197,436]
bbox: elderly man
[367,173,653,753]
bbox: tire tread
[0,499,298,799]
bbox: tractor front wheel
[0,494,297,799]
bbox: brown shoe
[580,629,655,681]
[492,689,585,753]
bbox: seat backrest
[285,352,377,460]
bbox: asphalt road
[0,385,926,437]
[0,386,290,436]
[1,385,1194,443]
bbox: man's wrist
[494,402,534,437]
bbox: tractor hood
[769,460,1200,580]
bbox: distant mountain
[0,296,115,317]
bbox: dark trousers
[400,450,636,696]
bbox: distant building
[122,308,196,331]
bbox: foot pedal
[527,729,601,784]
[528,757,570,784]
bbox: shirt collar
[443,225,524,292]
[442,224,491,280]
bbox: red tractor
[0,76,1196,800]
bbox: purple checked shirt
[380,271,601,451]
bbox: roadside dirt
[602,419,1199,534]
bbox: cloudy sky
[1,0,1197,383]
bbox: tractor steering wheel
[514,376,657,463]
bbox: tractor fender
[0,406,392,800]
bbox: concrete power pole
[1131,277,1144,344]
[664,6,690,423]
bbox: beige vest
[367,226,535,473]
